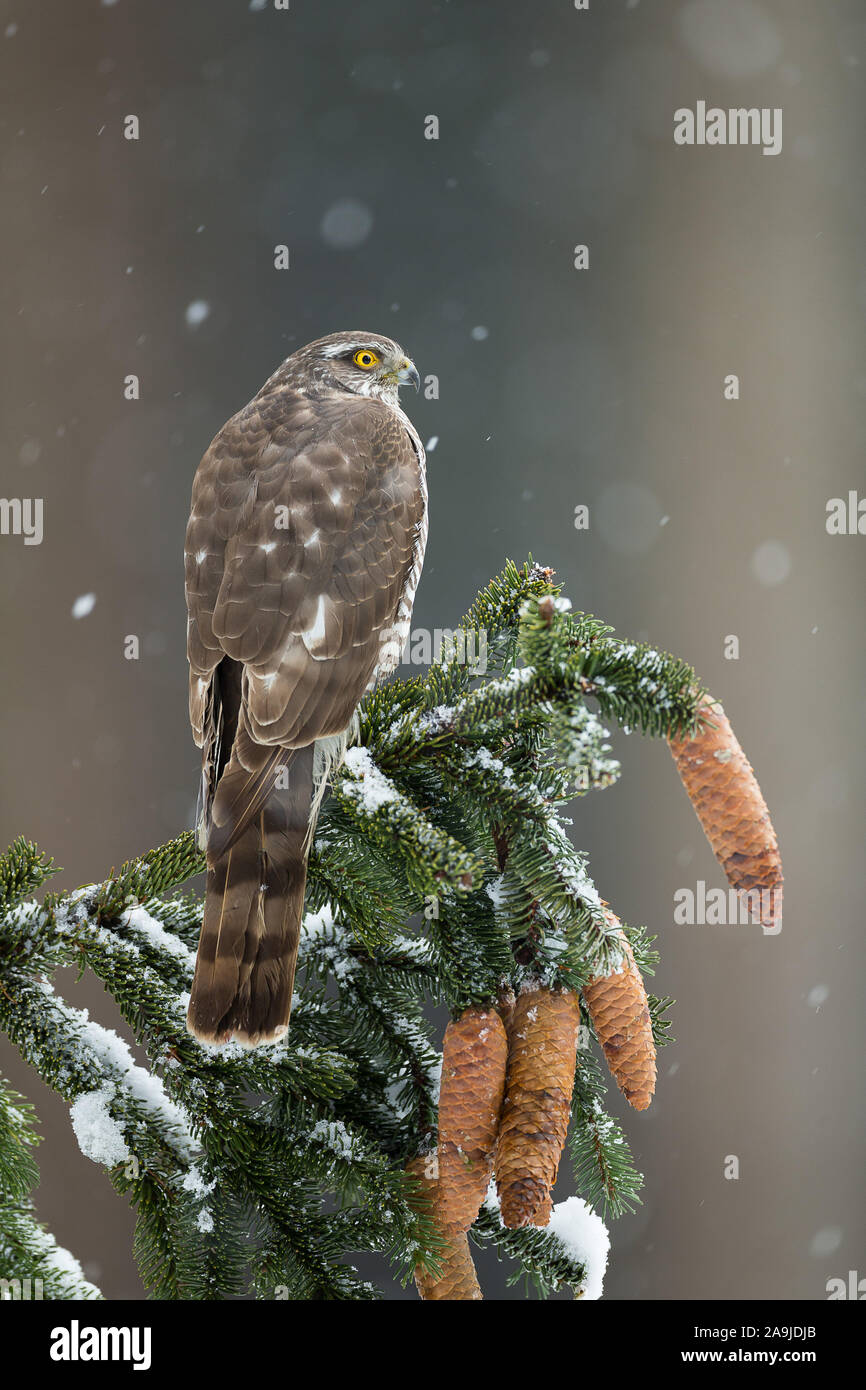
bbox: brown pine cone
[668,697,783,929]
[438,1004,508,1232]
[494,985,581,1228]
[405,1156,482,1300]
[583,908,656,1111]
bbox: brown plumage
[185,332,426,1046]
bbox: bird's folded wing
[185,389,424,749]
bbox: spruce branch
[0,1201,104,1300]
[0,838,58,915]
[472,1195,588,1298]
[569,1051,644,1219]
[333,747,481,895]
[0,1074,39,1201]
[0,558,757,1300]
[0,1073,103,1300]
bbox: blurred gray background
[1,0,864,1300]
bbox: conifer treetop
[0,560,739,1300]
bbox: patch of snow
[310,1118,356,1159]
[70,1086,130,1166]
[546,1196,610,1300]
[341,747,400,813]
[121,904,196,968]
[181,1166,216,1199]
[25,1226,102,1298]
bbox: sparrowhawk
[184,331,426,1046]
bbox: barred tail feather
[187,743,315,1047]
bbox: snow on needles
[340,746,401,813]
[70,1086,131,1167]
[39,983,199,1167]
[121,903,196,970]
[546,1196,610,1300]
[309,1118,357,1159]
[484,1186,610,1299]
[21,1224,103,1299]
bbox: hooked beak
[396,358,420,392]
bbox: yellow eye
[353,349,379,369]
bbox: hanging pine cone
[583,907,656,1111]
[494,985,581,1228]
[405,1156,482,1300]
[437,1004,508,1232]
[668,696,783,928]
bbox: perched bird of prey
[184,332,426,1046]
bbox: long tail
[187,693,315,1047]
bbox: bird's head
[294,331,420,405]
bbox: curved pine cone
[437,1004,508,1233]
[583,908,656,1111]
[668,697,783,929]
[494,986,581,1228]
